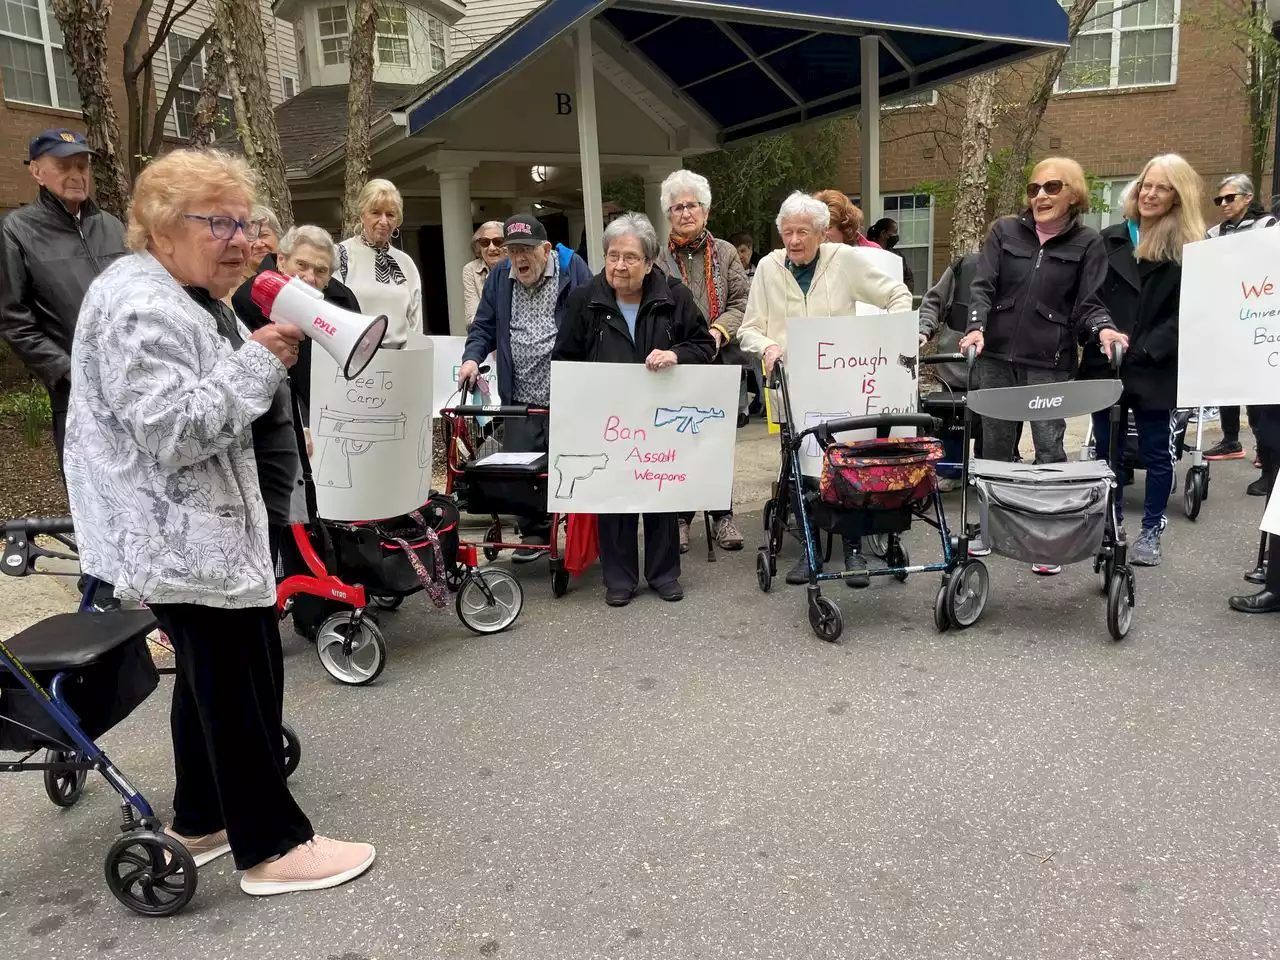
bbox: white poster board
[853,247,904,316]
[784,314,921,477]
[1262,477,1280,535]
[309,342,434,521]
[425,335,501,416]
[1179,229,1280,406]
[547,361,739,513]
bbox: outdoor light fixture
[531,165,548,183]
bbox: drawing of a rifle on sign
[653,406,726,434]
[314,408,408,488]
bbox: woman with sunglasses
[1078,154,1205,567]
[462,221,506,327]
[959,157,1126,575]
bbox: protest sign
[425,335,501,416]
[310,340,435,520]
[783,314,920,477]
[547,362,739,513]
[853,247,904,316]
[1179,229,1280,407]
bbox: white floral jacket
[64,252,287,608]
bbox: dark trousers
[1221,406,1258,444]
[1092,407,1175,531]
[150,602,314,870]
[52,406,67,477]
[503,413,551,540]
[678,509,732,524]
[598,513,680,591]
[976,357,1068,463]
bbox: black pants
[52,406,67,477]
[598,513,680,591]
[503,413,551,540]
[150,603,314,871]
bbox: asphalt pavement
[3,456,1280,959]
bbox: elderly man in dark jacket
[0,129,127,472]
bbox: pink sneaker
[164,827,231,867]
[240,836,376,896]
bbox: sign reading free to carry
[1179,228,1280,407]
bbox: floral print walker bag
[818,436,945,511]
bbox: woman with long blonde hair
[1080,153,1204,568]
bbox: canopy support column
[575,21,605,272]
[436,164,475,335]
[859,34,881,224]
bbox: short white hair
[278,224,336,262]
[775,191,831,233]
[602,212,660,262]
[660,170,712,214]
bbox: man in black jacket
[0,129,127,473]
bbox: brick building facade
[838,0,1258,293]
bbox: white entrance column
[574,21,605,272]
[859,34,881,224]
[436,164,475,335]
[644,166,674,245]
[567,209,586,255]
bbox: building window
[1058,0,1178,93]
[1081,177,1134,232]
[0,0,80,110]
[427,15,446,71]
[317,4,349,66]
[376,5,410,66]
[283,74,297,99]
[882,194,933,289]
[295,19,309,87]
[166,33,234,140]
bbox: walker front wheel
[281,721,301,778]
[946,561,989,629]
[104,830,197,917]
[1183,469,1205,521]
[1106,571,1134,642]
[43,749,86,808]
[933,582,951,633]
[457,568,523,635]
[483,522,501,562]
[316,614,387,686]
[808,595,843,643]
[756,549,773,593]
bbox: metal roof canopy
[405,0,1070,144]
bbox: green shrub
[0,383,51,447]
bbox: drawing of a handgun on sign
[653,405,725,434]
[801,411,852,458]
[314,408,407,488]
[553,453,608,499]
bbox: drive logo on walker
[1028,394,1064,410]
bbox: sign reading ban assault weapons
[547,361,740,513]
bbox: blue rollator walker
[0,516,300,916]
[757,352,990,643]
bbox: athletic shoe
[240,836,376,896]
[165,828,231,868]
[785,557,811,585]
[714,516,744,550]
[1031,564,1062,576]
[937,476,961,492]
[1190,407,1219,424]
[968,536,992,558]
[605,588,634,607]
[1203,439,1245,460]
[843,542,870,589]
[1132,526,1162,567]
[513,536,547,563]
[1247,476,1272,497]
[655,580,684,601]
[677,520,690,554]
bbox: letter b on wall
[556,92,573,115]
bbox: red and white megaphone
[250,270,388,379]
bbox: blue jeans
[1092,407,1175,531]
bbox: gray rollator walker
[966,345,1134,641]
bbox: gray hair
[278,224,336,263]
[253,205,282,237]
[1219,173,1255,197]
[602,212,660,262]
[660,170,712,214]
[775,191,831,234]
[471,220,504,256]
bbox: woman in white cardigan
[336,178,423,347]
[737,191,913,588]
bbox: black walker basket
[324,493,461,597]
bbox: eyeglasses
[668,201,702,216]
[184,214,263,241]
[1213,193,1240,206]
[1026,180,1064,199]
[606,252,646,266]
[475,237,504,248]
[1139,181,1175,197]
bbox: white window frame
[165,33,233,141]
[283,74,297,99]
[1080,176,1135,233]
[317,4,349,66]
[294,18,309,88]
[427,15,446,72]
[376,4,410,66]
[0,0,79,110]
[1056,0,1180,94]
[881,192,934,291]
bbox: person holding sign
[737,192,913,587]
[555,213,715,607]
[958,157,1127,574]
[1078,154,1205,567]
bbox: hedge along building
[273,0,1072,336]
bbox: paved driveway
[1,458,1278,959]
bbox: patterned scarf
[360,236,407,286]
[668,229,722,323]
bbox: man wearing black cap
[0,128,127,473]
[459,213,592,559]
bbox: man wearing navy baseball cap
[0,128,126,476]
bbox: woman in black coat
[553,212,716,607]
[1079,155,1205,568]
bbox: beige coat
[736,242,914,356]
[462,257,489,327]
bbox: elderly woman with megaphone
[64,149,376,898]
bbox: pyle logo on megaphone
[250,271,389,380]
[1028,394,1064,410]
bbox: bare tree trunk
[49,0,131,218]
[993,0,1099,216]
[342,0,377,238]
[188,30,228,148]
[216,0,293,227]
[950,72,997,257]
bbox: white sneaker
[240,836,376,896]
[968,536,992,557]
[1031,563,1062,576]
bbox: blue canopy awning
[406,0,1069,143]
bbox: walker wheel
[483,522,501,562]
[104,830,197,917]
[1106,570,1134,642]
[370,593,404,611]
[1098,549,1115,595]
[1183,469,1205,521]
[886,539,910,583]
[946,560,989,629]
[445,563,466,591]
[756,549,773,593]
[281,721,301,779]
[315,613,387,686]
[457,567,523,635]
[808,595,843,643]
[933,582,951,633]
[865,533,890,560]
[43,749,87,808]
[550,562,570,598]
